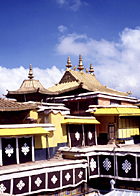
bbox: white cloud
[0,66,64,98]
[56,27,140,98]
[58,25,67,33]
[57,0,82,11]
[56,33,119,58]
[1,27,140,100]
[57,0,66,5]
[33,66,64,88]
[56,33,90,55]
[69,0,82,11]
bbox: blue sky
[0,0,140,98]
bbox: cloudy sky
[0,0,140,98]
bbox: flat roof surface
[105,189,140,195]
[0,158,87,175]
[60,143,140,154]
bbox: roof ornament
[85,68,88,73]
[77,55,84,73]
[66,56,72,71]
[73,65,76,70]
[127,90,132,95]
[28,64,34,79]
[89,63,95,75]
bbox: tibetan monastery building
[3,55,140,195]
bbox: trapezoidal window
[68,124,96,147]
[0,136,34,166]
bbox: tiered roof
[48,55,130,96]
[6,57,131,99]
[7,64,53,95]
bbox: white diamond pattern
[88,132,92,140]
[122,159,131,173]
[75,132,80,141]
[35,177,42,187]
[5,144,14,157]
[90,158,96,172]
[51,175,58,184]
[65,172,71,181]
[78,171,83,179]
[103,158,111,171]
[16,180,25,190]
[0,183,6,193]
[21,143,30,156]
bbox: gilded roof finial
[66,56,72,70]
[73,65,76,70]
[28,64,34,79]
[89,63,95,75]
[77,55,84,72]
[85,68,88,73]
[128,90,132,95]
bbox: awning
[61,118,100,124]
[0,127,52,136]
[93,107,140,116]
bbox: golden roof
[7,64,53,95]
[48,69,129,96]
[6,57,131,98]
[48,55,130,96]
[17,79,47,93]
[47,81,79,93]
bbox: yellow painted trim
[61,118,100,124]
[0,127,50,136]
[93,107,140,116]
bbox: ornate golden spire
[28,64,34,79]
[66,56,72,70]
[77,55,84,72]
[89,63,95,75]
